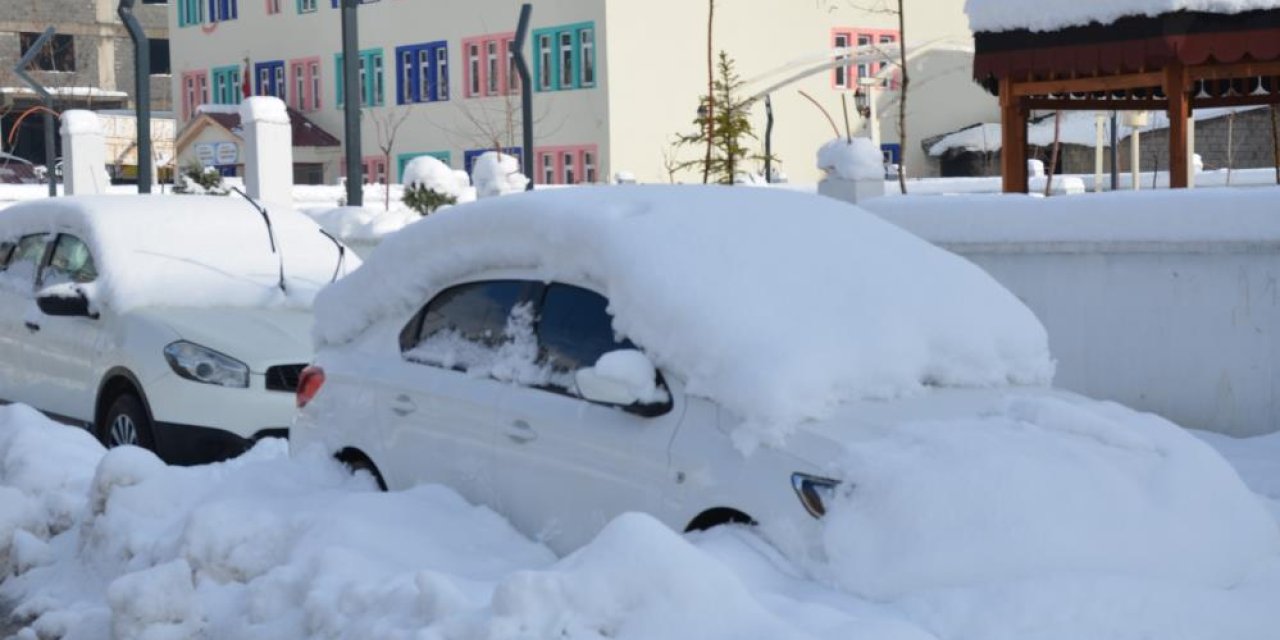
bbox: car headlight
[163,341,250,388]
[791,473,841,519]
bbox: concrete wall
[866,189,1280,437]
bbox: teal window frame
[211,65,242,105]
[397,151,452,182]
[336,48,384,107]
[532,21,595,92]
[178,0,203,26]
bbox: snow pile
[0,195,356,312]
[817,138,884,181]
[820,394,1279,599]
[470,151,528,198]
[402,155,472,203]
[966,0,1280,32]
[315,186,1053,439]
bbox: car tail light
[296,366,325,408]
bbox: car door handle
[504,420,538,444]
[390,394,416,417]
[24,321,40,333]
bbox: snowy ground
[1,404,1277,640]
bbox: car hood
[134,307,314,372]
[770,386,1085,469]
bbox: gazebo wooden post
[1000,77,1028,193]
[1165,62,1190,188]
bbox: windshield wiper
[230,186,287,294]
[317,227,346,283]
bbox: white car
[0,194,355,464]
[289,186,1245,558]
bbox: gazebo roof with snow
[965,0,1280,192]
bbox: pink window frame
[288,56,321,112]
[534,144,599,185]
[181,70,209,121]
[830,27,900,90]
[462,32,516,98]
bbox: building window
[266,0,281,13]
[255,60,286,99]
[534,144,598,185]
[148,39,171,75]
[208,0,238,22]
[533,22,596,92]
[181,70,210,120]
[212,65,243,105]
[832,27,900,89]
[395,41,448,104]
[19,33,75,72]
[297,0,316,12]
[179,0,204,26]
[336,48,384,107]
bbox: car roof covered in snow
[314,186,1053,434]
[0,195,355,311]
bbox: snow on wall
[315,186,1054,439]
[966,0,1280,33]
[863,187,1280,437]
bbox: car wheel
[102,394,156,451]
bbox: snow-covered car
[0,194,356,464]
[292,186,1275,571]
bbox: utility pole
[118,0,152,193]
[341,0,363,206]
[13,27,57,197]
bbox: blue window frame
[207,0,237,22]
[255,60,286,99]
[395,41,449,105]
[532,22,595,92]
[464,147,522,175]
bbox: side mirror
[575,349,671,416]
[36,284,95,318]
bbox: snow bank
[0,195,356,312]
[470,151,528,198]
[966,0,1280,33]
[402,155,472,203]
[315,186,1053,436]
[821,394,1279,599]
[818,138,884,181]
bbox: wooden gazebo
[973,8,1280,192]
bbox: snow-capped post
[60,110,110,196]
[816,138,885,204]
[240,97,294,208]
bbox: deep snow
[1,404,1279,639]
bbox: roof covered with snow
[965,0,1280,33]
[315,186,1054,431]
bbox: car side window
[40,234,98,286]
[401,280,551,380]
[0,234,50,287]
[535,284,635,373]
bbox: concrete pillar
[239,96,294,207]
[60,110,110,195]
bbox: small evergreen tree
[673,51,777,184]
[173,163,229,195]
[402,183,457,216]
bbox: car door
[0,233,50,405]
[25,233,106,422]
[489,283,684,551]
[366,279,540,508]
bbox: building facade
[1,0,170,166]
[169,0,994,185]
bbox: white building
[169,0,994,185]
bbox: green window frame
[532,21,595,92]
[397,151,452,182]
[335,48,384,107]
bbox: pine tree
[673,51,777,185]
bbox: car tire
[101,394,156,452]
